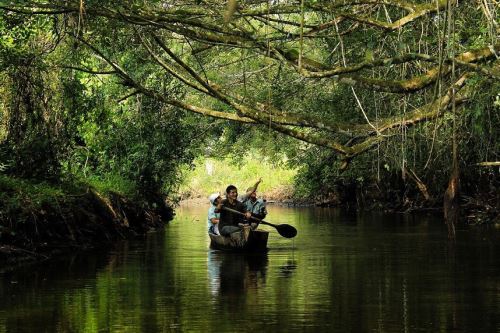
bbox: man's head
[209,193,221,205]
[226,185,238,201]
[246,187,258,200]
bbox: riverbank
[3,176,497,271]
[182,181,499,225]
[0,176,173,271]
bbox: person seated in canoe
[217,185,252,236]
[244,189,267,220]
[238,178,266,222]
[207,193,222,235]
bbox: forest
[0,0,498,262]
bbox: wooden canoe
[209,225,269,252]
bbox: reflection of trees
[0,232,180,333]
[0,248,113,333]
[2,207,499,332]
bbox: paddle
[222,206,297,238]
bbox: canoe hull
[209,226,269,252]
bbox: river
[0,205,498,332]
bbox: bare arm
[239,178,263,201]
[247,177,262,194]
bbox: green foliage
[0,0,497,207]
[66,88,202,201]
[0,65,64,180]
[82,173,136,197]
[179,153,296,199]
[0,12,52,63]
[0,174,65,213]
[0,10,205,201]
[292,148,339,198]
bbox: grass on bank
[0,174,66,212]
[178,156,297,200]
[0,173,137,214]
[83,173,136,198]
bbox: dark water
[0,206,498,332]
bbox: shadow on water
[0,246,112,290]
[208,251,268,297]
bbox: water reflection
[0,248,114,333]
[208,251,268,296]
[278,259,297,278]
[0,206,499,333]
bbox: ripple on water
[0,206,498,333]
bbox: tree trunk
[444,163,459,238]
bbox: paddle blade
[276,224,297,238]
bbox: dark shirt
[219,199,248,231]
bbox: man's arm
[235,200,252,220]
[247,177,262,195]
[239,177,262,201]
[208,207,219,224]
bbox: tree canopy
[0,1,498,212]
[2,0,497,162]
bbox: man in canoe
[238,178,267,221]
[217,185,252,236]
[244,189,267,220]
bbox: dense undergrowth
[0,174,172,269]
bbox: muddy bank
[316,188,497,226]
[306,180,498,223]
[0,187,172,271]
